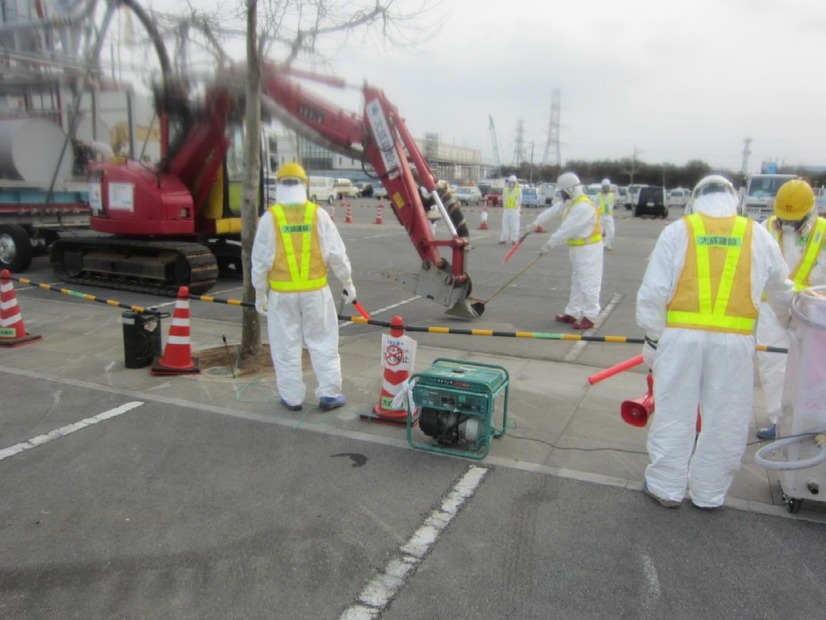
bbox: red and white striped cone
[479,201,489,230]
[345,203,353,224]
[151,286,200,375]
[362,316,417,424]
[375,199,384,224]
[0,269,41,347]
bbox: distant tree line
[498,159,826,190]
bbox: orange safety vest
[766,215,826,292]
[667,213,757,334]
[267,202,328,292]
[565,195,602,246]
[503,185,520,209]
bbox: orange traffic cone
[364,316,417,424]
[375,199,384,224]
[151,286,199,375]
[535,224,544,233]
[0,269,41,347]
[479,201,489,230]
[345,203,353,224]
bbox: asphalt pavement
[2,204,826,618]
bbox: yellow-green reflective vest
[565,195,602,246]
[267,202,328,292]
[667,213,757,334]
[766,215,826,292]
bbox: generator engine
[406,359,509,460]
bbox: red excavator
[49,1,479,318]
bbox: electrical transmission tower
[513,119,525,165]
[542,88,561,167]
[488,115,501,175]
[741,138,752,177]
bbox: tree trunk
[240,0,262,356]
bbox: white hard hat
[601,178,610,187]
[689,175,738,216]
[556,171,582,195]
[692,174,736,198]
[508,175,517,183]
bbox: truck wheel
[0,224,33,272]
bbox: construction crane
[488,115,501,175]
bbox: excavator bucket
[445,298,484,320]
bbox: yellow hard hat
[275,162,308,182]
[774,179,814,221]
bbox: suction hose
[754,433,826,471]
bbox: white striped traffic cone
[0,269,41,347]
[151,286,199,375]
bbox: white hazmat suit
[251,181,354,409]
[529,191,603,323]
[636,192,793,508]
[756,216,826,429]
[500,178,523,244]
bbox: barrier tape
[7,275,788,352]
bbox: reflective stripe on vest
[565,195,603,246]
[503,185,520,208]
[667,213,757,334]
[766,215,826,292]
[598,192,614,215]
[268,202,328,292]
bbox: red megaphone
[621,372,655,427]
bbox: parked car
[627,184,649,210]
[667,187,690,208]
[374,184,388,200]
[334,178,359,200]
[484,186,504,206]
[356,182,374,198]
[635,186,668,218]
[584,183,602,201]
[522,186,541,207]
[538,182,557,204]
[616,186,630,209]
[454,186,482,206]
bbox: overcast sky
[306,0,826,174]
[172,0,826,174]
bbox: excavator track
[50,237,219,296]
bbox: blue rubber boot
[756,423,777,441]
[319,394,346,411]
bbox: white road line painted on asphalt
[340,296,421,327]
[0,401,144,461]
[563,292,623,362]
[340,465,489,619]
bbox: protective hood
[691,192,738,217]
[276,184,308,205]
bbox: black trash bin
[122,310,162,369]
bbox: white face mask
[276,183,307,205]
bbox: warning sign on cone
[151,286,200,375]
[0,269,41,347]
[362,316,417,424]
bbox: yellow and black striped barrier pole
[9,275,788,353]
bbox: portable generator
[406,358,509,460]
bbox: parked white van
[309,176,336,205]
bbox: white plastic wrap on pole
[428,189,458,237]
[754,434,826,471]
[0,119,73,183]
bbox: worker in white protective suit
[523,171,603,330]
[251,163,356,412]
[636,175,794,510]
[755,179,826,440]
[499,175,522,245]
[597,178,616,251]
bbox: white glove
[342,279,357,302]
[538,242,551,255]
[523,223,538,235]
[255,289,269,317]
[642,334,658,369]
